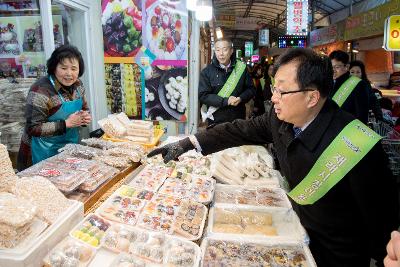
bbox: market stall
[0,118,317,266]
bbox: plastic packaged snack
[81,138,114,150]
[101,224,138,253]
[173,200,207,241]
[70,214,111,248]
[201,238,316,267]
[13,176,72,224]
[208,206,308,242]
[79,165,119,192]
[98,116,126,138]
[94,155,131,169]
[43,236,96,267]
[58,144,104,159]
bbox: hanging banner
[286,0,308,35]
[245,41,253,57]
[384,15,400,51]
[215,13,235,28]
[235,17,259,30]
[259,29,269,46]
[344,0,400,41]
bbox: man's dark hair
[47,44,85,77]
[215,38,233,48]
[349,60,369,82]
[329,50,349,65]
[273,48,333,97]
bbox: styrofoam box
[213,184,292,209]
[200,236,317,267]
[207,205,309,244]
[0,200,84,267]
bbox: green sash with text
[332,76,361,107]
[217,61,246,97]
[288,119,382,205]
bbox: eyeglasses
[332,64,346,70]
[271,87,315,99]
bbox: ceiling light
[186,0,197,11]
[195,0,212,21]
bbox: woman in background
[349,60,383,122]
[17,44,91,171]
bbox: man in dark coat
[199,38,255,125]
[329,50,370,124]
[149,48,399,267]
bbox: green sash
[332,76,361,107]
[217,61,246,98]
[288,119,382,205]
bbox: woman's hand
[65,111,84,128]
[80,110,92,125]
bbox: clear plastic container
[207,205,308,243]
[201,237,316,267]
[42,236,96,267]
[70,214,111,248]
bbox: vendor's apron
[31,76,82,164]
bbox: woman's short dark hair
[329,50,349,65]
[349,60,369,82]
[47,44,85,77]
[273,48,333,97]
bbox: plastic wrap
[210,145,281,186]
[70,214,111,248]
[0,218,47,249]
[106,147,142,163]
[201,237,316,267]
[78,165,119,192]
[97,190,147,226]
[81,138,114,150]
[158,176,215,204]
[17,159,88,194]
[207,206,308,243]
[58,144,104,159]
[0,143,18,193]
[214,184,292,209]
[128,165,169,191]
[98,116,126,138]
[12,176,72,224]
[0,192,37,228]
[105,225,200,267]
[42,236,96,267]
[94,155,131,170]
[173,200,207,241]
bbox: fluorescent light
[216,27,223,39]
[186,0,197,11]
[195,0,212,21]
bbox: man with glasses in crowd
[148,48,398,266]
[199,38,255,125]
[329,50,370,123]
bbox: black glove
[147,137,194,163]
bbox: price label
[387,15,400,50]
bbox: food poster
[102,0,143,58]
[105,63,143,119]
[144,65,187,121]
[21,54,46,78]
[0,17,20,57]
[0,58,23,78]
[144,0,188,64]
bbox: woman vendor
[17,44,91,171]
